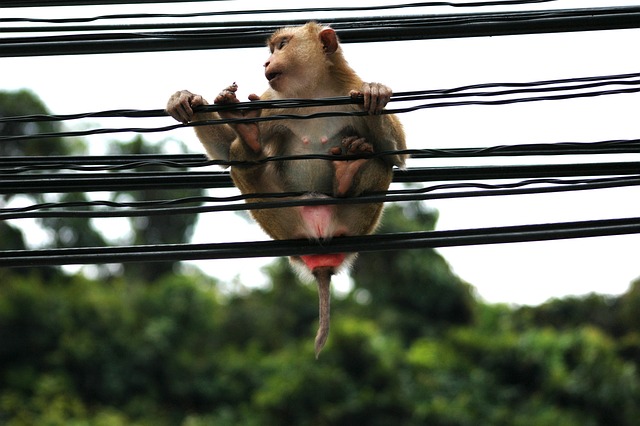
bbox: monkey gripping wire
[1,8,639,265]
[2,71,640,143]
[2,72,640,225]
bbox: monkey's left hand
[350,82,392,115]
[216,84,263,154]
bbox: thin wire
[2,74,640,142]
[4,72,640,124]
[0,1,563,25]
[2,175,640,220]
[3,162,639,194]
[3,138,640,174]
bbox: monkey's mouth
[266,72,281,82]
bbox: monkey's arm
[350,82,407,168]
[214,84,263,161]
[166,90,237,162]
[373,113,407,169]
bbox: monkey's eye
[278,38,289,50]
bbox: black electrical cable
[0,0,224,6]
[2,162,639,194]
[2,7,640,57]
[1,217,639,267]
[0,1,563,25]
[3,138,640,174]
[4,71,640,124]
[2,175,639,220]
[2,76,640,143]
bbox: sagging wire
[2,72,640,143]
[0,1,563,25]
[2,175,640,220]
[1,216,639,267]
[3,162,640,194]
[5,71,640,123]
[3,138,640,174]
[3,7,640,57]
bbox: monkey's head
[264,22,347,97]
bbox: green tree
[351,202,476,342]
[0,89,73,158]
[107,136,204,281]
[1,91,203,282]
[0,90,105,277]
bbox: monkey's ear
[319,28,339,54]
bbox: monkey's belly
[282,159,336,194]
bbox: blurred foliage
[1,264,639,425]
[1,90,203,280]
[352,203,476,342]
[2,90,640,424]
[107,136,205,281]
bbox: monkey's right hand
[166,90,207,124]
[350,82,392,115]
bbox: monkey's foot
[330,136,373,196]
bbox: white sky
[2,0,640,305]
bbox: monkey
[167,22,406,357]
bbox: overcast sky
[2,0,640,305]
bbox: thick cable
[1,217,639,267]
[2,7,640,57]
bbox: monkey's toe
[342,136,373,155]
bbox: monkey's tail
[312,267,333,359]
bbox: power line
[2,162,639,194]
[2,7,640,57]
[2,72,640,142]
[0,0,560,9]
[2,175,639,220]
[4,71,640,124]
[3,138,640,173]
[0,1,563,24]
[1,216,638,267]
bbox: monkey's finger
[173,97,194,123]
[178,103,193,123]
[342,135,359,147]
[361,84,372,114]
[190,94,206,108]
[224,82,238,93]
[368,83,381,115]
[248,93,261,101]
[376,84,393,113]
[215,90,240,105]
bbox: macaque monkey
[167,22,406,357]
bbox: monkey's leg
[330,136,374,197]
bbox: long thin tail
[313,267,333,359]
